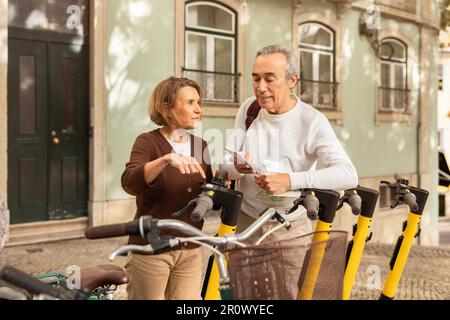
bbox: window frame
[293,12,343,124]
[181,0,241,109]
[298,22,334,51]
[185,1,236,35]
[177,0,247,117]
[298,21,339,112]
[299,47,334,82]
[375,34,413,124]
[184,29,236,102]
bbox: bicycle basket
[226,230,347,300]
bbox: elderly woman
[121,77,213,300]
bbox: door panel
[7,39,49,223]
[8,37,89,223]
[47,43,89,219]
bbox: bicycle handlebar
[87,208,286,259]
[85,217,151,240]
[0,265,84,300]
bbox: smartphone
[224,147,253,167]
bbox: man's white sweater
[221,96,358,219]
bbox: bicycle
[85,207,348,300]
[0,263,129,300]
[0,265,90,300]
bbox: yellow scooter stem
[297,189,340,300]
[343,186,378,300]
[380,212,421,299]
[343,215,372,299]
[298,220,332,300]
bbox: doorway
[7,1,89,224]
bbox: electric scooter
[379,174,429,300]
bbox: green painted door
[8,33,89,224]
[47,42,89,220]
[7,39,49,224]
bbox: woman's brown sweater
[121,129,213,246]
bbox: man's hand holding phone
[225,148,258,174]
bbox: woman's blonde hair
[148,76,201,127]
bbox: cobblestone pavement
[351,243,450,300]
[1,236,449,300]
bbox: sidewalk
[1,233,449,300]
[352,242,450,299]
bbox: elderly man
[220,44,358,241]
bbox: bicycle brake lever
[336,198,344,211]
[287,198,300,214]
[390,199,400,209]
[109,238,181,261]
[274,212,291,229]
[108,244,155,261]
[172,199,197,217]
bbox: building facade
[0,0,442,246]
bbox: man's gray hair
[256,45,299,79]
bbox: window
[298,22,338,110]
[379,38,409,113]
[183,1,239,103]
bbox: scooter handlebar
[304,194,320,220]
[402,192,419,213]
[348,194,362,215]
[191,195,214,222]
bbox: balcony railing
[299,80,339,110]
[182,68,241,104]
[379,87,410,113]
